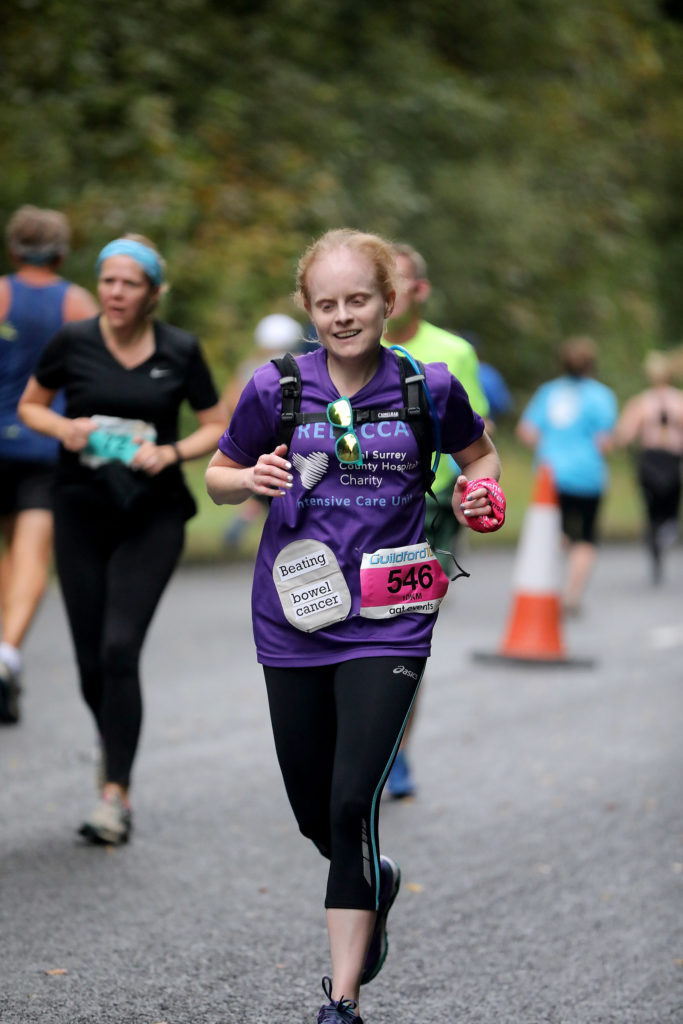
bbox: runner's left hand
[453,476,506,532]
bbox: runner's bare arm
[613,396,643,447]
[0,276,10,319]
[18,376,96,451]
[206,444,293,505]
[515,419,538,448]
[63,284,99,322]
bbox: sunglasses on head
[326,397,363,467]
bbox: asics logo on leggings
[393,665,418,680]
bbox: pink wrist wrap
[463,477,506,533]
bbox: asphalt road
[1,541,681,1024]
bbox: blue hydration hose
[389,344,441,479]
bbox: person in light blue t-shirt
[517,335,617,614]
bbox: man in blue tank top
[0,205,98,722]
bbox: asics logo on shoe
[150,367,171,378]
[393,665,418,680]
[292,451,328,490]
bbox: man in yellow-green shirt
[383,243,490,798]
[384,243,489,520]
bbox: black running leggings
[263,656,425,910]
[637,449,682,534]
[54,486,185,787]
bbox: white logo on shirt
[291,451,328,490]
[548,388,579,427]
[150,367,171,378]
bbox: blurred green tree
[1,0,680,397]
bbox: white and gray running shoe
[79,793,132,846]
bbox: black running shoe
[317,976,363,1023]
[361,855,401,985]
[0,660,21,724]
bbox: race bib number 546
[359,543,449,619]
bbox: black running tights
[54,488,185,788]
[263,656,425,910]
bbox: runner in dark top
[615,350,683,582]
[0,205,98,723]
[206,229,506,1023]
[19,233,225,845]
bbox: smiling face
[304,246,394,366]
[98,255,158,331]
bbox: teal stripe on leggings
[367,661,426,910]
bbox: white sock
[0,642,22,674]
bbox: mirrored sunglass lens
[328,400,352,428]
[336,432,361,462]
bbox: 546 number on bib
[386,564,433,594]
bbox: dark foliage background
[2,0,681,398]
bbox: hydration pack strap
[271,350,436,495]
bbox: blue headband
[96,239,164,286]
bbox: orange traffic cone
[475,464,594,667]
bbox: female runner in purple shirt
[206,229,505,1024]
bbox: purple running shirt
[219,346,484,666]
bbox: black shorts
[0,458,56,516]
[558,491,601,544]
